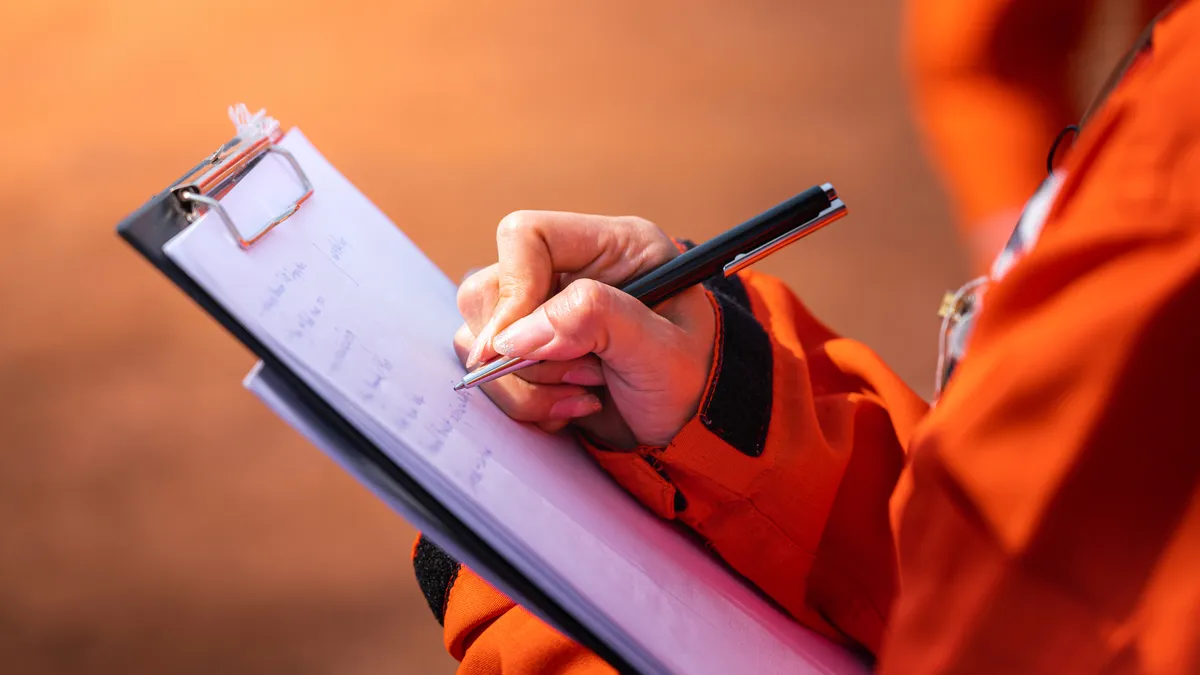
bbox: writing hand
[454,211,715,448]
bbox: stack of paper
[163,128,869,675]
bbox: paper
[165,129,869,675]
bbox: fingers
[515,356,607,386]
[453,322,481,366]
[458,265,576,338]
[569,391,639,449]
[492,278,685,372]
[468,211,678,367]
[492,281,715,448]
[454,323,606,426]
[457,264,499,335]
[479,376,602,424]
[454,324,606,386]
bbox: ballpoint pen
[454,183,847,391]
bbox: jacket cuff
[579,270,775,514]
[412,533,463,626]
[695,273,774,457]
[579,439,686,518]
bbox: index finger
[467,211,677,367]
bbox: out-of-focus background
[0,1,1143,673]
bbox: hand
[454,211,716,448]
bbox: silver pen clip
[722,183,847,277]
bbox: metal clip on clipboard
[169,105,314,249]
[114,105,642,674]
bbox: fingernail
[493,309,554,357]
[549,393,602,420]
[561,363,605,386]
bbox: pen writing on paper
[236,236,501,487]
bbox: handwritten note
[165,130,868,675]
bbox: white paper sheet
[165,128,870,675]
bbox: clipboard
[114,107,637,673]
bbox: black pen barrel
[619,185,832,306]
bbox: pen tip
[453,381,467,391]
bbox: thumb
[491,278,680,373]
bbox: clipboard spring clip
[170,104,314,249]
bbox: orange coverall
[411,2,1200,671]
[906,0,1171,272]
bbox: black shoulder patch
[700,275,773,457]
[412,535,462,625]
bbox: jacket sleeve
[413,265,929,673]
[578,269,928,652]
[410,535,614,674]
[881,7,1200,671]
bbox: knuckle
[453,342,471,365]
[550,279,613,348]
[625,215,664,243]
[459,266,483,284]
[564,278,609,318]
[633,218,676,259]
[625,215,657,235]
[648,240,678,266]
[456,273,481,308]
[616,216,675,267]
[453,323,474,348]
[458,267,486,293]
[496,271,532,304]
[497,210,539,239]
[456,266,495,311]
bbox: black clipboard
[114,110,638,674]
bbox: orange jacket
[413,3,1200,672]
[905,0,1172,272]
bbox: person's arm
[411,535,614,674]
[414,247,928,672]
[882,10,1200,669]
[576,267,928,650]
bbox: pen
[454,183,847,391]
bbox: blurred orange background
[0,1,1133,673]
